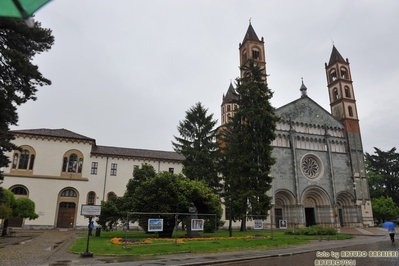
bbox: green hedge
[284,225,337,235]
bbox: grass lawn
[69,229,354,256]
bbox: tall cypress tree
[172,102,221,193]
[220,60,278,229]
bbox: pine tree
[0,18,54,182]
[220,60,278,229]
[172,102,221,193]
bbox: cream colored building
[2,129,184,229]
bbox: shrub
[284,225,337,235]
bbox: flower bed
[111,235,271,245]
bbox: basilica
[2,23,373,229]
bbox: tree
[219,60,278,230]
[0,188,38,236]
[371,196,399,223]
[122,164,222,236]
[172,102,221,193]
[365,147,399,205]
[97,195,124,231]
[0,17,54,182]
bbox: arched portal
[301,186,332,227]
[56,188,79,228]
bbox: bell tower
[239,22,267,83]
[325,46,374,227]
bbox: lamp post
[81,216,93,258]
[229,197,232,237]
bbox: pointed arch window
[242,50,247,62]
[227,105,231,112]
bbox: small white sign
[254,219,263,229]
[279,220,287,229]
[81,204,102,216]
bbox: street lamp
[229,197,232,237]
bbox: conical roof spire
[222,82,238,104]
[328,45,346,66]
[242,22,260,44]
[300,78,308,97]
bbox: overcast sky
[11,0,399,154]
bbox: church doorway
[305,208,316,227]
[56,202,76,228]
[275,208,283,228]
[338,209,344,227]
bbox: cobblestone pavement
[0,227,389,266]
[0,229,106,266]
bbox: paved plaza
[0,227,389,266]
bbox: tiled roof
[10,128,95,141]
[91,145,185,161]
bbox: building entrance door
[57,202,76,228]
[305,207,316,227]
[275,208,283,228]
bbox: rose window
[302,157,319,179]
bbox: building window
[227,105,231,112]
[87,192,95,205]
[242,50,247,61]
[61,189,77,197]
[169,168,174,174]
[110,163,117,176]
[12,154,19,169]
[91,162,98,175]
[302,157,319,178]
[61,152,84,174]
[12,147,35,170]
[344,86,351,98]
[11,186,28,195]
[330,69,337,82]
[340,67,347,79]
[107,192,116,200]
[348,106,353,117]
[252,49,260,60]
[333,88,339,100]
[19,150,29,169]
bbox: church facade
[222,23,373,228]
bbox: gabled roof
[275,96,343,129]
[222,82,239,105]
[91,145,185,161]
[328,45,346,66]
[10,128,95,141]
[242,23,260,44]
